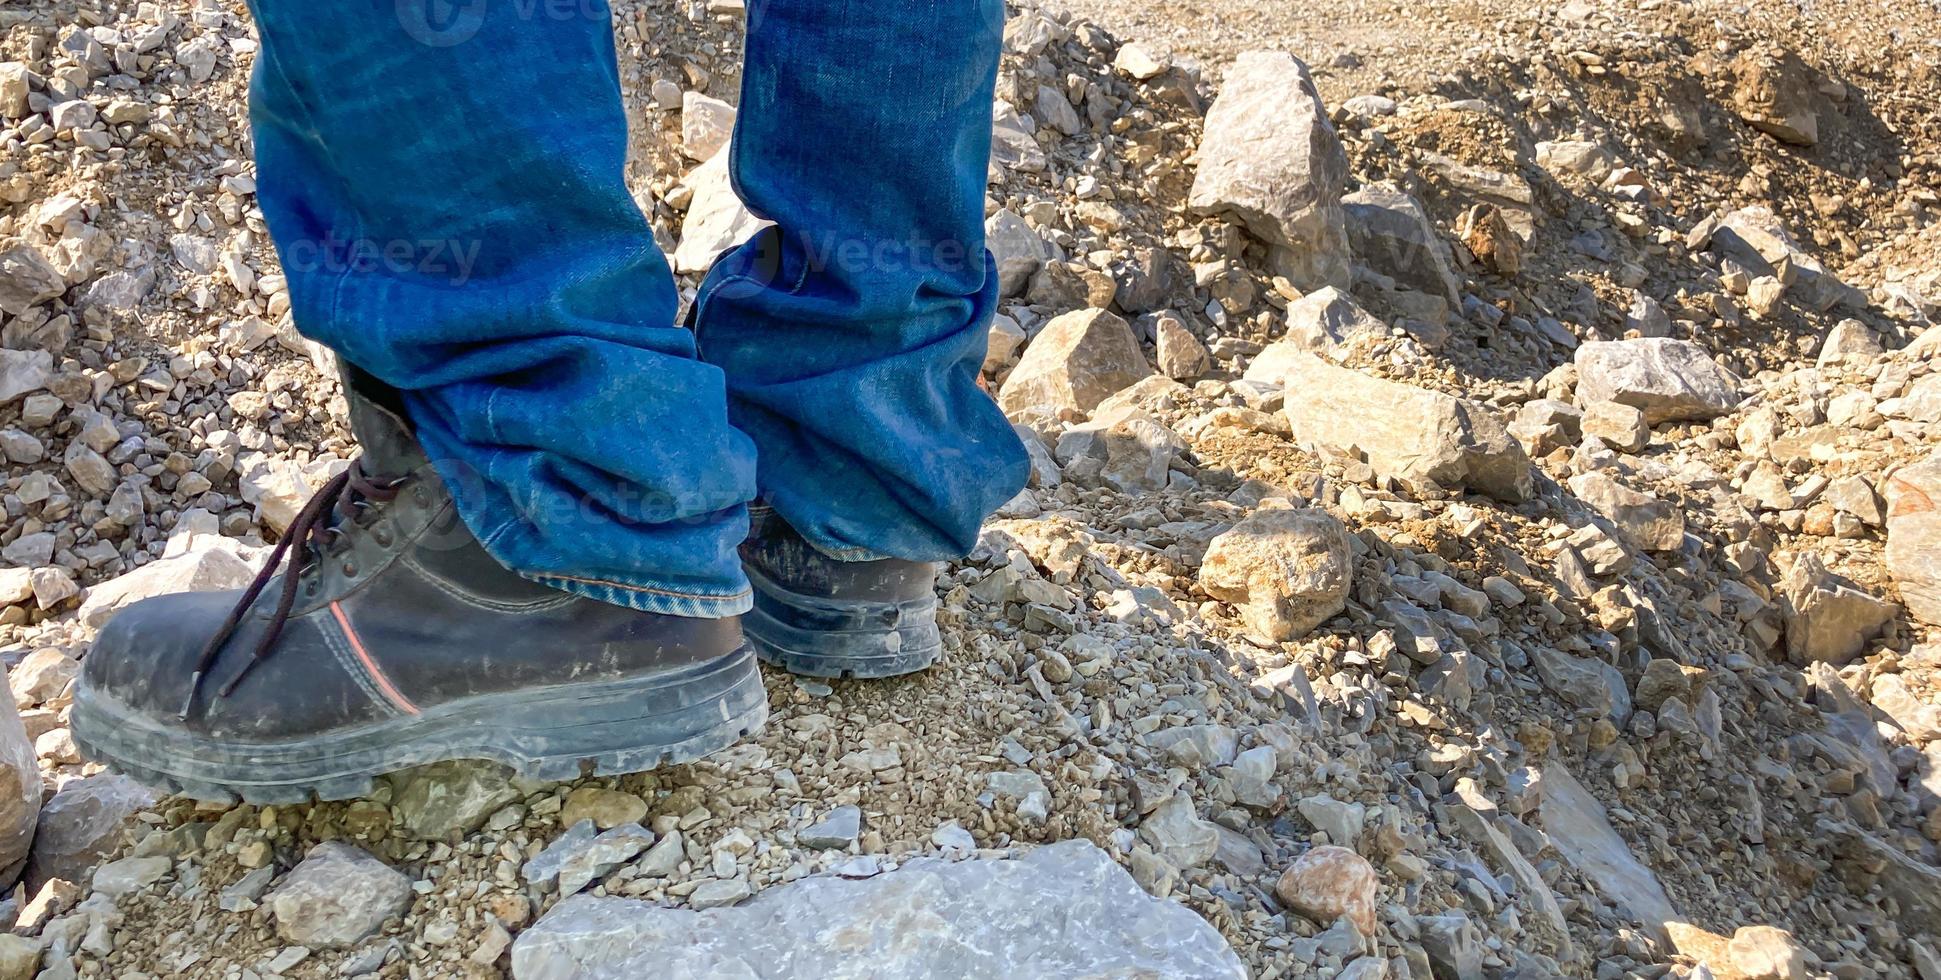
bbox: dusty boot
[737,505,942,678]
[72,370,767,804]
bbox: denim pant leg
[245,0,757,617]
[692,0,1030,562]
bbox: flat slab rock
[510,839,1244,979]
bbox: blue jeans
[243,0,1028,617]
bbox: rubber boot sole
[741,565,941,679]
[70,645,768,805]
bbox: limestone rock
[1113,43,1171,80]
[798,806,861,851]
[1200,507,1352,641]
[77,541,259,629]
[1027,260,1117,310]
[672,146,771,275]
[1730,46,1820,146]
[510,840,1244,979]
[1189,51,1350,291]
[522,821,656,898]
[0,62,28,119]
[1536,140,1616,183]
[1055,412,1184,492]
[1573,339,1742,424]
[1699,206,1857,312]
[1457,202,1521,276]
[1508,399,1582,456]
[27,774,154,888]
[1532,646,1632,725]
[1580,400,1648,453]
[268,842,413,948]
[1570,472,1685,552]
[1342,187,1460,306]
[1870,671,1941,744]
[997,309,1151,419]
[1138,794,1220,869]
[680,91,735,161]
[986,208,1048,298]
[1884,455,1941,627]
[1153,312,1210,379]
[0,348,53,404]
[1779,552,1896,666]
[560,787,649,831]
[388,761,521,840]
[0,245,64,315]
[0,697,36,887]
[1537,763,1677,942]
[10,648,77,706]
[92,855,171,897]
[1417,913,1484,980]
[1274,351,1533,501]
[1274,845,1378,935]
[1264,286,1389,357]
[1818,318,1880,366]
[238,454,346,534]
[1727,925,1808,980]
[0,934,38,980]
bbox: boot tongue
[340,363,430,479]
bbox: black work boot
[72,368,767,804]
[737,505,942,678]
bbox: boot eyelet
[372,527,393,547]
[342,561,357,577]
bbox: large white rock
[1698,206,1857,311]
[1200,507,1352,641]
[1537,762,1677,943]
[77,541,260,629]
[510,840,1244,979]
[0,697,36,888]
[28,774,155,888]
[1054,412,1184,492]
[672,146,772,275]
[1885,454,1941,627]
[239,453,347,534]
[1274,351,1532,502]
[996,309,1151,420]
[1569,472,1685,552]
[0,348,52,404]
[985,208,1048,298]
[0,245,65,315]
[1573,339,1742,425]
[1779,552,1897,666]
[268,841,414,948]
[1188,51,1350,291]
[680,91,736,162]
[1252,287,1387,360]
[1341,187,1460,306]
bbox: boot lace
[181,458,405,719]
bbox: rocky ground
[1,0,1940,977]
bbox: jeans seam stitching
[532,572,752,601]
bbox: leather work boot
[72,368,767,804]
[738,505,942,679]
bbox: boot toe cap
[83,589,245,716]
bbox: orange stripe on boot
[330,601,421,715]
